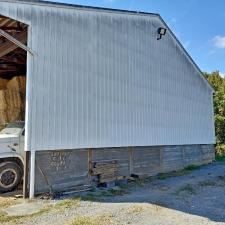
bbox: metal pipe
[25,25,35,199]
[29,150,35,198]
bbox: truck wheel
[0,162,22,193]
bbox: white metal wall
[0,1,215,151]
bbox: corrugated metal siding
[0,2,215,151]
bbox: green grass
[216,154,225,161]
[157,164,201,180]
[157,170,188,180]
[184,164,200,171]
[81,193,100,201]
[107,188,128,196]
[54,197,81,209]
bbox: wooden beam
[0,26,23,31]
[0,29,36,56]
[0,30,27,57]
[23,151,30,199]
[1,56,26,64]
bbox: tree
[204,71,225,153]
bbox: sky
[47,0,225,76]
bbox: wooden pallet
[91,161,118,184]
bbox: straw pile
[0,78,8,90]
[7,76,26,94]
[0,76,26,128]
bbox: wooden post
[182,147,185,166]
[23,151,29,199]
[88,149,93,178]
[160,147,163,172]
[129,147,133,175]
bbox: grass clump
[198,180,216,187]
[0,211,21,224]
[157,164,201,180]
[184,164,200,171]
[69,214,114,225]
[54,197,81,209]
[157,170,187,180]
[0,197,20,209]
[81,193,100,201]
[175,184,196,197]
[126,205,145,214]
[107,188,128,196]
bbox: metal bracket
[0,29,37,56]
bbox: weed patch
[198,180,216,187]
[81,193,100,201]
[0,197,20,209]
[184,164,200,171]
[175,184,196,197]
[157,170,188,180]
[69,214,114,225]
[157,165,201,180]
[54,198,81,209]
[126,205,145,214]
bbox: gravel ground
[2,161,225,225]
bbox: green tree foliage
[203,71,225,153]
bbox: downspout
[29,150,36,198]
[25,26,36,199]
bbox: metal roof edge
[0,0,160,18]
[158,16,214,93]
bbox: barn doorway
[0,15,28,195]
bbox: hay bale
[0,109,23,125]
[0,90,25,111]
[0,78,8,90]
[7,76,26,94]
[0,90,25,127]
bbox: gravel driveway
[2,161,225,225]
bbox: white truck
[0,121,25,193]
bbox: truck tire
[0,162,22,193]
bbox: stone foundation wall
[34,144,215,194]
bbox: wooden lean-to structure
[0,15,27,130]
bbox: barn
[0,0,215,198]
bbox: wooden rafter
[0,26,23,31]
[0,30,27,58]
[0,16,28,76]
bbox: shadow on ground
[76,162,225,223]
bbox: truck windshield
[0,122,24,135]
